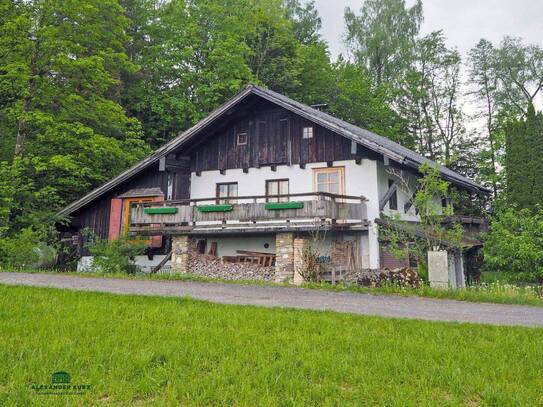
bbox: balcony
[129,192,368,236]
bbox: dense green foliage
[2,285,543,405]
[505,104,543,209]
[85,235,145,274]
[485,106,543,282]
[484,208,543,283]
[0,0,150,237]
[0,227,55,269]
[0,0,402,244]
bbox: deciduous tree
[344,0,423,86]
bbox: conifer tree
[505,104,543,209]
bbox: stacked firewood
[187,254,275,281]
[357,267,422,288]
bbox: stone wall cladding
[275,233,294,283]
[171,235,196,274]
[187,254,274,281]
[293,236,306,285]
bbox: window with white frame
[237,132,248,146]
[302,126,313,139]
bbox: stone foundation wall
[171,235,196,273]
[171,233,369,284]
[275,233,294,283]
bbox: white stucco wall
[205,236,276,257]
[191,160,377,202]
[190,159,381,269]
[77,255,169,273]
[376,161,445,221]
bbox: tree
[283,0,322,45]
[505,104,543,210]
[344,0,423,86]
[120,0,255,148]
[493,37,543,117]
[401,31,465,165]
[326,61,408,145]
[119,0,334,148]
[484,208,543,283]
[245,0,302,96]
[0,0,149,235]
[468,39,503,197]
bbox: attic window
[237,132,248,146]
[302,126,313,139]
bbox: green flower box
[144,207,178,215]
[265,201,304,210]
[197,204,234,213]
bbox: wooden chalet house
[58,86,489,281]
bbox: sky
[314,0,543,59]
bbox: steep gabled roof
[58,85,489,217]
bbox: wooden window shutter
[108,198,123,241]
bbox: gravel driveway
[1,272,543,327]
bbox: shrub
[85,236,146,274]
[483,208,543,283]
[0,228,56,269]
[298,241,325,283]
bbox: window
[313,167,344,195]
[266,179,289,202]
[388,179,398,210]
[237,132,247,146]
[216,182,238,204]
[302,126,313,139]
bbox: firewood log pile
[187,254,275,281]
[357,267,422,288]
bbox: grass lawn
[1,286,543,406]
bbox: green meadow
[1,285,542,406]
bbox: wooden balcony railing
[129,192,368,235]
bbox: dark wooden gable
[188,101,364,173]
[69,161,190,243]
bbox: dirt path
[1,272,542,327]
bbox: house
[58,85,489,281]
